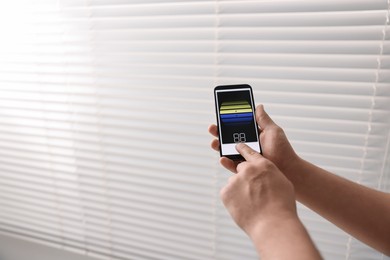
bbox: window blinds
[0,1,389,260]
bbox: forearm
[285,157,390,255]
[249,216,322,260]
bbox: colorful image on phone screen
[215,85,261,159]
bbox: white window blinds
[0,1,389,260]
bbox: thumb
[236,143,263,162]
[256,104,276,129]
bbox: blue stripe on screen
[221,117,252,123]
[220,112,252,119]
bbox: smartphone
[214,84,262,161]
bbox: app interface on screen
[217,89,258,145]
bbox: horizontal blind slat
[0,0,389,260]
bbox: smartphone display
[214,84,261,161]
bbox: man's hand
[220,143,297,236]
[219,143,322,259]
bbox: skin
[209,104,390,257]
[221,143,322,259]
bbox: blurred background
[0,0,389,259]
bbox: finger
[220,157,238,174]
[236,160,247,173]
[208,124,218,137]
[236,143,263,162]
[256,104,276,130]
[210,139,220,151]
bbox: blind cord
[346,2,390,258]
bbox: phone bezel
[214,84,261,161]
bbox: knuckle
[238,162,253,173]
[255,158,275,172]
[219,187,228,201]
[220,177,236,201]
[246,163,258,173]
[275,125,286,136]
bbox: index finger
[236,143,263,162]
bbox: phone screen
[214,85,261,160]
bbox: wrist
[246,211,300,241]
[281,155,306,187]
[248,214,322,260]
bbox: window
[0,0,389,259]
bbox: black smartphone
[214,84,262,161]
